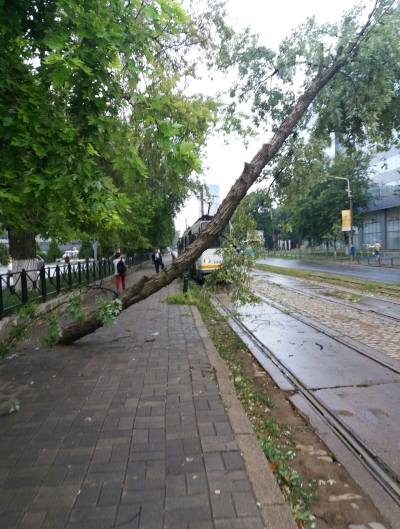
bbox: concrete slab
[290,393,400,529]
[225,314,295,391]
[314,383,400,476]
[236,302,399,390]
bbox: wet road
[257,257,400,284]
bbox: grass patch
[346,293,360,303]
[160,292,198,305]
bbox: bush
[0,243,9,266]
[47,240,63,262]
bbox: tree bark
[57,37,364,345]
[8,228,37,290]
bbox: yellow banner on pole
[341,210,351,231]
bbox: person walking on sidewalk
[373,240,381,261]
[153,248,162,273]
[112,252,127,291]
[159,248,165,271]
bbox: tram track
[252,269,400,327]
[254,262,400,299]
[212,296,400,510]
[255,291,400,375]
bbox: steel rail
[253,290,400,377]
[213,299,400,506]
[251,270,400,326]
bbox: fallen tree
[0,0,393,348]
[57,0,400,343]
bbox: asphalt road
[257,257,400,284]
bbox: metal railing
[0,254,150,320]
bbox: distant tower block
[198,183,220,217]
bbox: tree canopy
[0,0,230,255]
[221,0,400,200]
[285,154,371,248]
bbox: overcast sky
[174,0,372,235]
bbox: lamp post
[270,209,275,252]
[328,175,353,250]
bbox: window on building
[386,207,400,250]
[363,211,383,246]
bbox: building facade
[356,145,400,250]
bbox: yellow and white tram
[177,215,232,281]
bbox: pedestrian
[153,248,164,273]
[373,240,381,261]
[112,252,127,291]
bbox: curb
[191,305,297,529]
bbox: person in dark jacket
[112,252,126,291]
[153,248,161,273]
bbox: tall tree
[286,154,371,251]
[0,0,227,273]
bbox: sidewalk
[0,261,292,529]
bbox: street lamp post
[270,209,275,252]
[328,175,353,251]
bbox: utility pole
[270,209,275,252]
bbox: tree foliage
[284,154,371,247]
[46,240,63,262]
[231,190,272,245]
[205,219,264,308]
[0,243,9,266]
[221,0,400,200]
[0,0,229,252]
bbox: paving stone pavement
[253,280,400,361]
[0,264,270,529]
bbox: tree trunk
[8,228,37,291]
[344,233,349,255]
[57,39,363,345]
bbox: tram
[177,214,232,281]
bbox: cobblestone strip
[253,280,400,361]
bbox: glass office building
[358,145,400,249]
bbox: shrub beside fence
[0,254,149,320]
